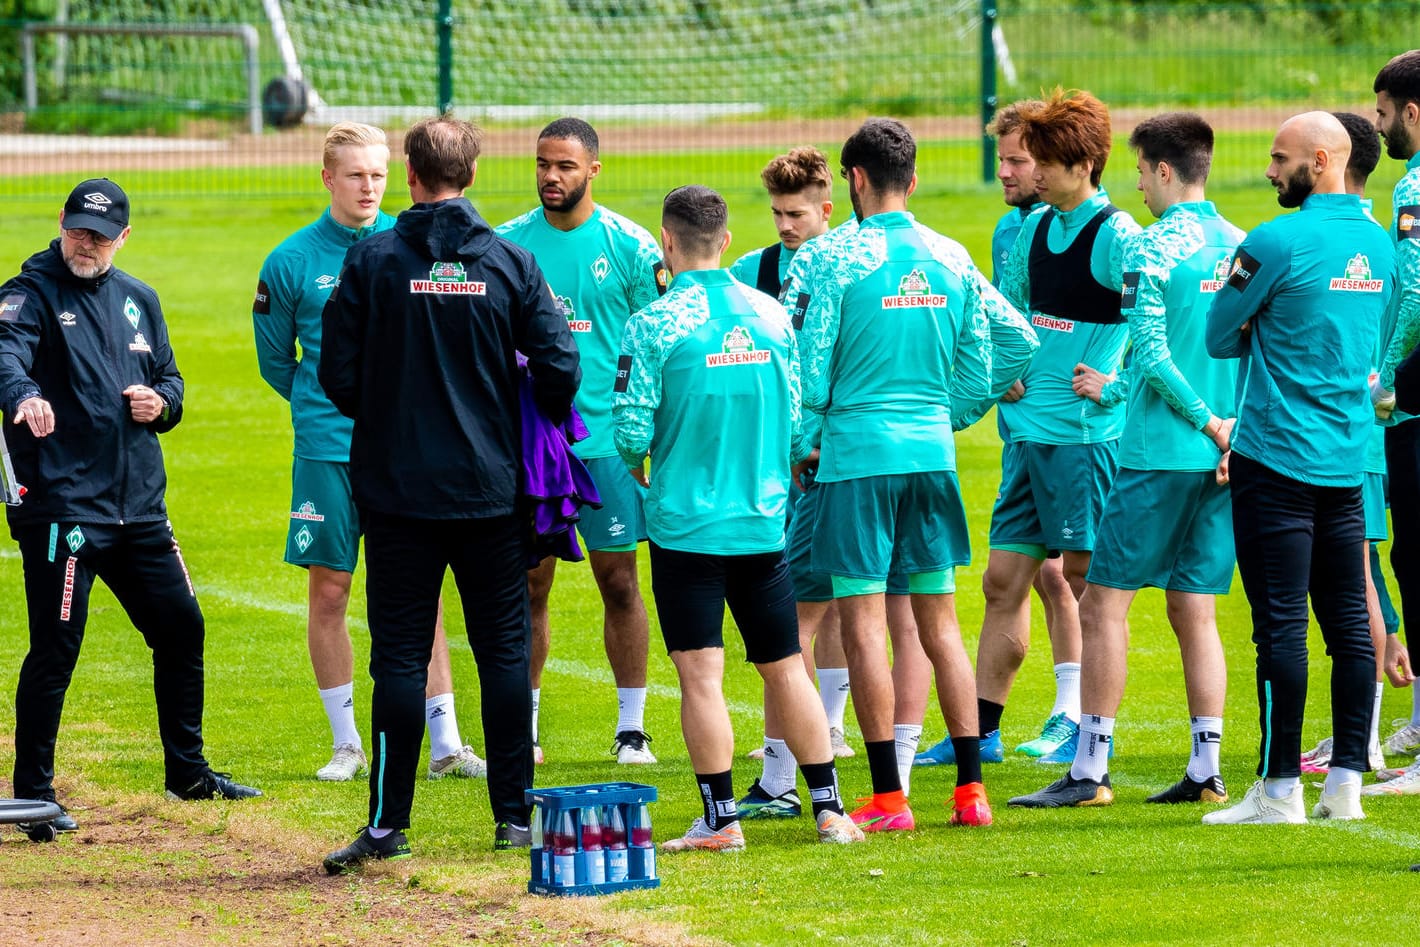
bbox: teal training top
[1362,196,1389,476]
[1206,192,1395,487]
[728,243,796,290]
[613,269,805,555]
[254,208,394,462]
[1379,152,1420,391]
[497,204,664,458]
[788,210,1036,482]
[991,203,1039,288]
[997,189,1142,445]
[1117,201,1244,472]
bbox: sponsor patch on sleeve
[1398,205,1420,240]
[790,292,810,330]
[0,292,25,322]
[1120,272,1140,312]
[1226,249,1260,291]
[252,279,271,315]
[653,262,668,294]
[614,354,633,393]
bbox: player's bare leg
[887,593,929,792]
[915,591,991,824]
[976,550,1043,733]
[425,596,487,780]
[526,557,555,763]
[593,549,656,762]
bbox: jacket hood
[394,197,496,261]
[23,238,116,289]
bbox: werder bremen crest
[123,296,141,329]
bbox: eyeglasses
[63,227,116,248]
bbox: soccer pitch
[0,133,1417,945]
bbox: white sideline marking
[0,134,225,155]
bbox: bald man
[1202,112,1396,825]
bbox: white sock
[760,738,797,797]
[1186,716,1223,781]
[1263,776,1299,800]
[1069,714,1113,783]
[425,693,462,760]
[1051,662,1082,723]
[616,687,647,735]
[894,724,922,797]
[531,687,542,743]
[319,682,361,751]
[1324,766,1362,795]
[1412,679,1420,726]
[817,667,851,731]
[1371,681,1384,754]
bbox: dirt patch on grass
[0,800,704,947]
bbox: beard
[1004,185,1036,208]
[539,177,589,213]
[1384,117,1415,160]
[61,245,111,280]
[1275,165,1315,208]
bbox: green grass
[1,135,1419,945]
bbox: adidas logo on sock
[342,698,354,709]
[764,745,779,759]
[429,707,446,718]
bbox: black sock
[978,698,1005,736]
[696,770,737,830]
[864,740,902,795]
[799,761,844,816]
[953,737,982,786]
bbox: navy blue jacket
[0,240,183,526]
[320,197,580,519]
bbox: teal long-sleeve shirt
[613,269,805,555]
[789,210,1035,481]
[1206,192,1395,487]
[1379,152,1420,391]
[997,189,1141,445]
[1116,201,1244,472]
[253,208,393,462]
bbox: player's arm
[791,249,847,416]
[1206,229,1286,359]
[953,269,1037,429]
[1394,340,1420,415]
[611,308,662,473]
[0,278,46,425]
[140,293,184,433]
[784,322,812,464]
[997,213,1036,313]
[317,255,367,420]
[516,260,581,424]
[628,236,669,311]
[1380,200,1420,389]
[251,257,298,402]
[1121,236,1214,430]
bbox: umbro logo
[315,274,337,289]
[59,311,77,327]
[83,192,112,205]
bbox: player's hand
[792,449,821,492]
[1071,363,1112,403]
[1215,449,1231,485]
[13,396,54,437]
[1000,380,1026,403]
[629,464,649,488]
[1384,633,1417,688]
[123,385,166,424]
[1204,415,1235,452]
[1372,376,1397,421]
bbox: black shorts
[648,542,800,664]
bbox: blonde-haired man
[253,122,485,783]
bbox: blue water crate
[526,782,659,896]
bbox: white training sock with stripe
[531,687,541,744]
[425,693,462,760]
[817,667,851,731]
[1186,716,1223,781]
[319,682,361,751]
[616,687,647,735]
[760,738,797,798]
[1070,714,1113,783]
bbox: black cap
[63,178,130,239]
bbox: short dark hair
[1374,50,1420,107]
[405,117,482,194]
[1019,88,1112,187]
[538,117,599,159]
[1333,111,1381,185]
[1128,112,1214,185]
[840,118,916,194]
[662,185,727,258]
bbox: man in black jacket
[0,179,261,830]
[320,118,580,871]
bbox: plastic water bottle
[530,804,546,884]
[629,802,655,879]
[551,809,577,887]
[603,804,629,883]
[580,806,606,885]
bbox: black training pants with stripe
[11,519,209,801]
[362,510,532,830]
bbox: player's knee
[981,567,1026,609]
[596,567,642,611]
